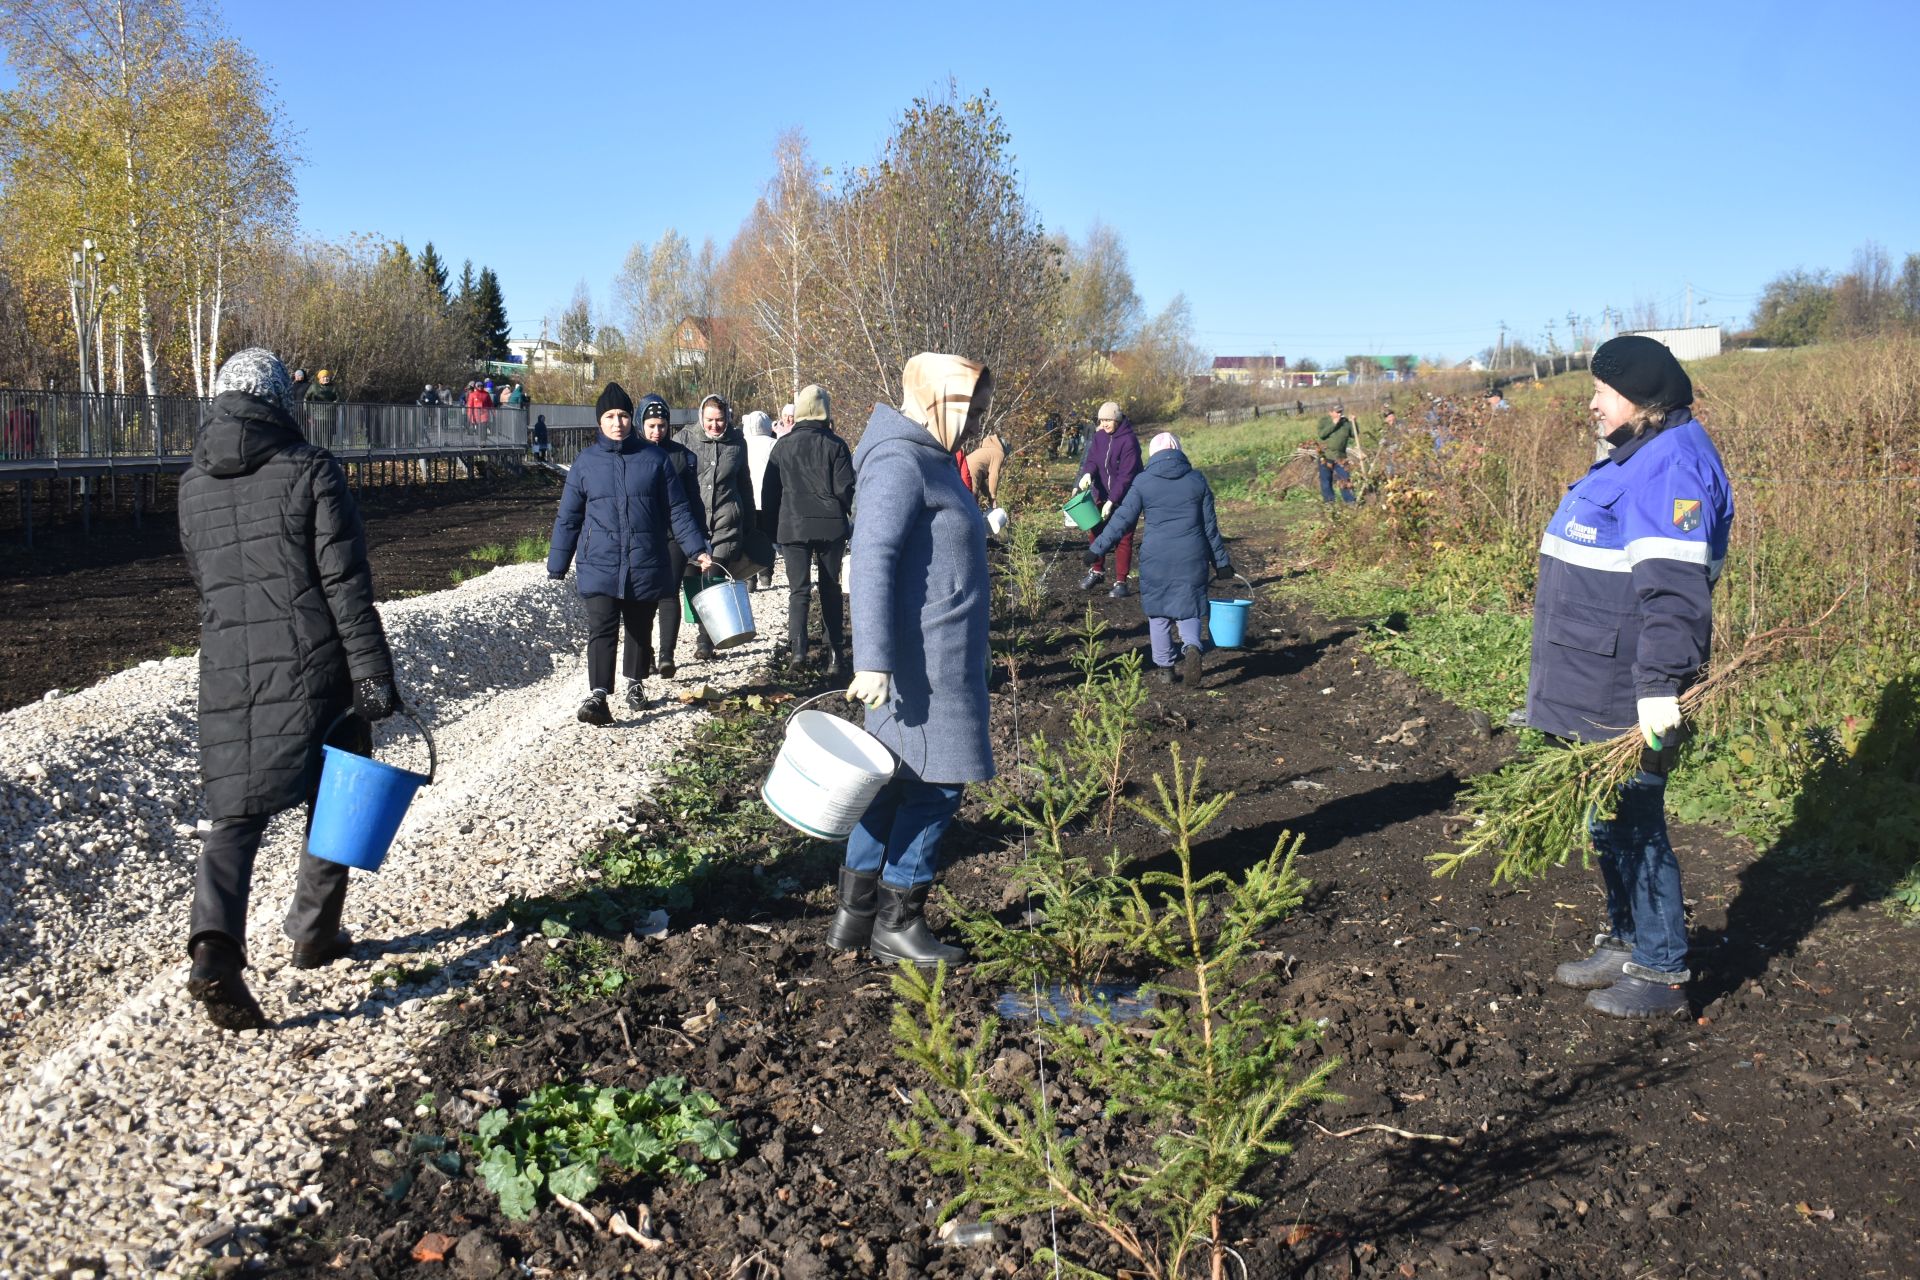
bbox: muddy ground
[59,503,1920,1278]
[0,469,562,712]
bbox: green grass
[1169,413,1319,505]
[1273,544,1533,717]
[451,534,552,584]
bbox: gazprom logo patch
[1564,518,1600,544]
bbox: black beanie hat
[1590,335,1692,410]
[595,381,634,419]
[638,394,669,423]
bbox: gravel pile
[0,561,797,1278]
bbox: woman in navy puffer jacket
[548,382,711,724]
[1086,431,1231,685]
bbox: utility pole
[1685,282,1693,327]
[1566,309,1580,355]
[1497,320,1507,369]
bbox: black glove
[548,572,565,581]
[1082,550,1101,566]
[1215,564,1234,582]
[354,675,401,723]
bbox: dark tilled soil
[0,470,563,712]
[253,516,1919,1280]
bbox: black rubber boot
[1586,974,1688,1019]
[1180,643,1204,687]
[290,930,353,971]
[1108,581,1130,599]
[188,937,269,1031]
[1153,664,1175,685]
[1078,569,1104,591]
[824,647,848,679]
[870,882,966,968]
[1553,934,1632,990]
[825,866,880,951]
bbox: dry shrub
[1397,337,1920,644]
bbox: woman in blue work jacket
[1524,335,1732,1020]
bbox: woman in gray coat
[682,394,758,661]
[833,353,995,967]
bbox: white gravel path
[0,561,795,1278]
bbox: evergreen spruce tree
[453,259,483,360]
[476,266,511,359]
[419,241,451,308]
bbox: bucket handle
[1210,573,1257,607]
[783,687,853,729]
[323,706,438,785]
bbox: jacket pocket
[1544,612,1621,718]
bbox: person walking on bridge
[177,347,407,1031]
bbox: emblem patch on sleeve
[1672,499,1702,532]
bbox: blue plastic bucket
[307,710,437,872]
[1208,598,1253,649]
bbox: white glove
[986,507,1009,536]
[1100,500,1114,519]
[1637,695,1682,749]
[1075,473,1093,491]
[1062,511,1078,530]
[847,671,892,709]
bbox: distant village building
[1209,355,1285,385]
[672,317,742,369]
[1624,325,1723,362]
[507,337,597,374]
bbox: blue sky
[188,1,1920,361]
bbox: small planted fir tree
[892,746,1338,1280]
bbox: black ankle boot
[188,936,269,1031]
[869,881,966,968]
[825,866,880,950]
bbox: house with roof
[1210,355,1286,385]
[672,316,746,368]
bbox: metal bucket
[690,566,755,649]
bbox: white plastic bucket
[691,567,755,649]
[762,694,896,839]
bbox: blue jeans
[1318,461,1355,503]
[1589,770,1689,981]
[846,775,966,889]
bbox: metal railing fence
[0,388,531,463]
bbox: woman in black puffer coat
[176,347,405,1032]
[681,394,758,659]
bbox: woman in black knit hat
[547,383,713,724]
[1527,335,1734,1020]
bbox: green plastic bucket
[1062,489,1100,531]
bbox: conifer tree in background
[453,259,482,359]
[418,241,450,309]
[475,266,510,360]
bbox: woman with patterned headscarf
[175,347,406,1031]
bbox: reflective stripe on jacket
[1523,415,1733,743]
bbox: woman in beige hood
[825,353,995,968]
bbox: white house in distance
[507,336,598,374]
[1624,325,1723,361]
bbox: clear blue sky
[229,0,1920,362]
